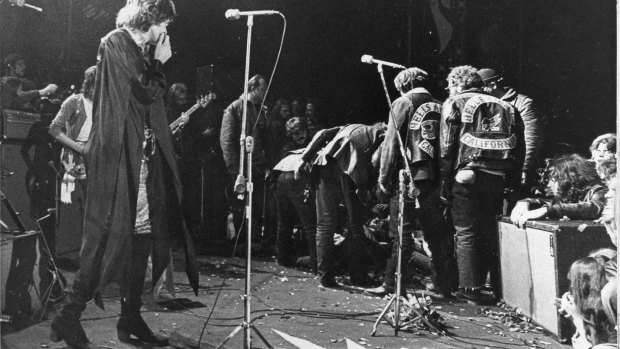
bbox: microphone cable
[196,209,246,347]
[252,12,286,131]
[196,11,287,348]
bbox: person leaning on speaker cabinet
[510,154,607,228]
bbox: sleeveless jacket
[440,89,524,180]
[379,88,442,190]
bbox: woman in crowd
[510,154,607,227]
[559,257,616,348]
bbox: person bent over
[297,123,385,287]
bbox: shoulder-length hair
[81,65,97,100]
[116,0,176,32]
[165,82,187,107]
[568,257,614,344]
[549,154,602,202]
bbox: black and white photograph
[0,0,617,348]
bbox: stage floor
[1,252,570,348]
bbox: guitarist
[48,65,96,206]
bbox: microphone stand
[216,14,273,349]
[375,64,419,205]
[370,64,443,337]
[49,162,60,248]
[372,169,407,335]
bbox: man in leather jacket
[478,68,543,199]
[439,66,524,304]
[220,74,270,242]
[296,123,385,287]
[365,67,457,298]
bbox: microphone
[361,55,406,70]
[225,9,279,20]
[48,161,60,176]
[234,174,246,194]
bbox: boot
[364,283,392,297]
[117,297,169,346]
[50,291,93,349]
[295,256,317,273]
[117,234,168,346]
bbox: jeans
[275,171,316,269]
[385,180,457,292]
[451,170,504,290]
[315,161,367,282]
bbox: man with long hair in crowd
[510,154,607,226]
[50,1,198,347]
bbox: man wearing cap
[477,68,543,193]
[439,65,524,304]
[365,67,457,298]
[1,54,58,110]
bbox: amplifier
[1,232,42,314]
[2,109,41,141]
[498,217,614,341]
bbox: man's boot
[50,281,93,349]
[117,234,168,346]
[117,297,168,346]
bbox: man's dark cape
[83,28,198,307]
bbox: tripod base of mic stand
[371,292,448,337]
[371,294,414,336]
[215,321,273,349]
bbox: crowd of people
[1,0,617,348]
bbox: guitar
[169,93,216,135]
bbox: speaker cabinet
[498,217,614,341]
[1,232,42,314]
[2,109,41,141]
[1,142,36,231]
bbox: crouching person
[273,117,317,272]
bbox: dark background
[1,0,616,155]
